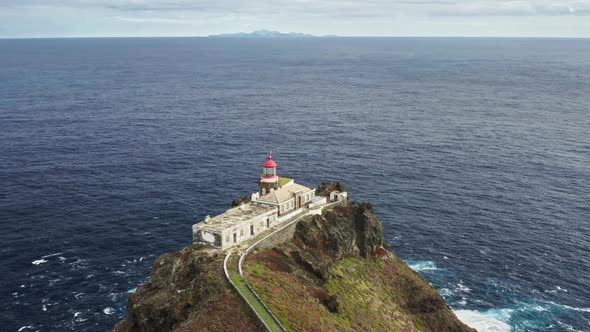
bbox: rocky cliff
[114,201,474,332]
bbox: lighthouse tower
[259,152,280,196]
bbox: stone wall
[256,221,300,250]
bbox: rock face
[114,200,474,332]
[315,181,346,197]
[295,202,383,259]
[113,246,259,332]
[244,203,475,332]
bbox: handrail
[223,250,275,332]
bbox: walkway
[224,250,284,332]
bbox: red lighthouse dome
[263,155,277,168]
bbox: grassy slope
[245,246,469,332]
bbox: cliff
[114,201,473,332]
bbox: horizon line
[1,35,590,40]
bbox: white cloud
[110,15,196,24]
[2,0,590,16]
[1,0,589,37]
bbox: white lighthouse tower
[259,152,280,195]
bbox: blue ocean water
[1,37,589,331]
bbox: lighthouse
[259,152,280,195]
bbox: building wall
[279,198,295,215]
[192,225,223,247]
[219,208,278,249]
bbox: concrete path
[223,249,284,332]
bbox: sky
[0,0,589,38]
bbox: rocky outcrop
[294,202,383,259]
[231,195,251,207]
[113,246,259,332]
[315,181,346,197]
[114,198,473,332]
[244,203,475,332]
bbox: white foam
[42,252,63,258]
[18,326,34,331]
[456,280,471,293]
[127,287,137,293]
[544,300,590,313]
[32,259,48,265]
[103,307,115,315]
[454,309,511,332]
[557,320,585,332]
[405,260,439,272]
[439,288,454,297]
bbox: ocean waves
[2,37,589,331]
[406,259,590,331]
[404,260,440,272]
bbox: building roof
[263,155,277,168]
[257,182,314,204]
[279,177,293,186]
[196,203,276,232]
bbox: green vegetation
[244,247,467,332]
[246,261,342,331]
[226,255,283,332]
[229,272,283,332]
[279,177,293,186]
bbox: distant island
[208,30,335,38]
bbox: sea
[1,37,589,332]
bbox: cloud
[429,1,590,16]
[2,0,590,17]
[110,15,196,24]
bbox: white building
[192,203,278,250]
[193,153,318,249]
[254,182,316,216]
